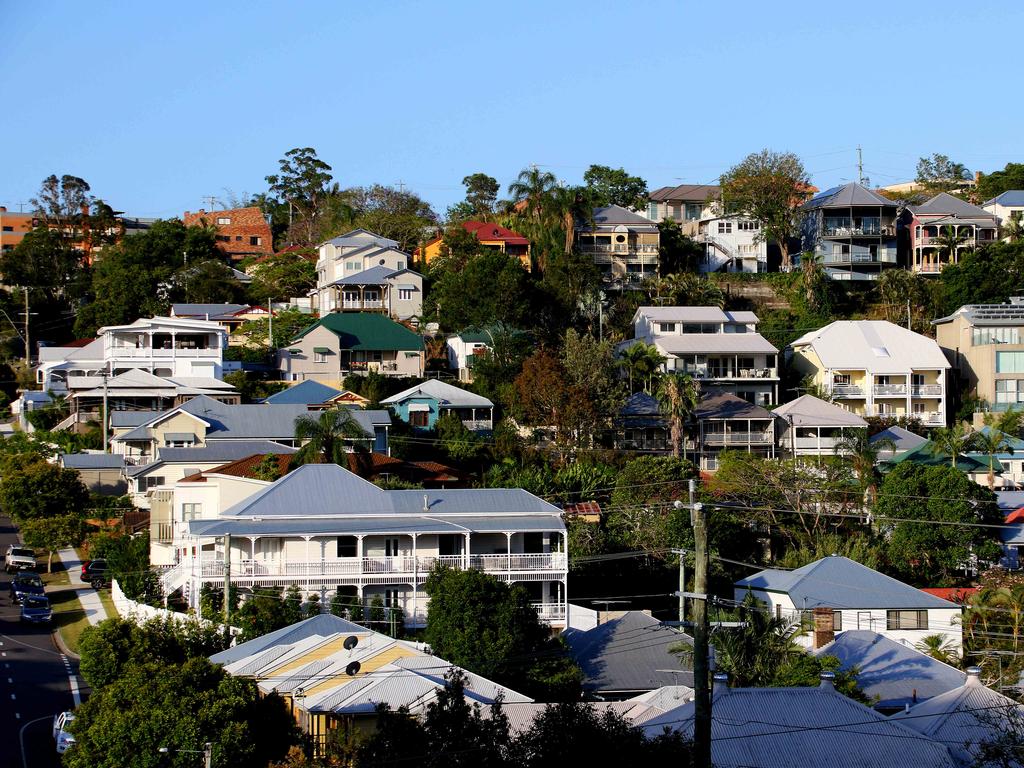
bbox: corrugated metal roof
[565,612,694,694]
[291,313,424,351]
[910,193,996,219]
[695,393,773,421]
[60,453,125,470]
[653,334,778,355]
[582,205,659,231]
[803,183,897,210]
[772,395,867,428]
[870,426,928,454]
[736,556,958,610]
[812,631,965,709]
[172,303,250,319]
[642,683,957,768]
[636,306,759,324]
[189,513,564,538]
[210,614,366,666]
[265,380,344,405]
[381,379,493,409]
[984,190,1024,207]
[649,184,721,203]
[788,320,950,373]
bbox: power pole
[22,287,30,366]
[204,742,213,768]
[268,299,274,349]
[857,145,864,186]
[101,370,109,452]
[223,533,231,627]
[692,501,712,768]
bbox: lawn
[49,588,91,655]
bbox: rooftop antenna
[857,146,864,186]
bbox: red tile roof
[920,587,978,604]
[462,221,529,246]
[1006,507,1024,524]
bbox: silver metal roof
[381,378,493,409]
[772,395,867,428]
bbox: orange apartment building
[183,206,273,262]
[0,207,34,254]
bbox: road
[0,515,81,768]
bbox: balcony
[822,218,894,237]
[912,385,943,397]
[342,300,384,310]
[873,384,907,396]
[916,263,945,273]
[831,384,864,397]
[702,430,774,446]
[822,251,897,265]
[578,243,659,255]
[111,347,221,359]
[792,436,844,451]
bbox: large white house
[623,306,779,406]
[157,463,569,629]
[735,555,963,652]
[788,320,950,427]
[37,316,228,395]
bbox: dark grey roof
[213,463,564,519]
[803,183,896,210]
[736,556,958,610]
[695,393,772,421]
[813,630,965,709]
[172,303,250,319]
[772,395,867,428]
[933,300,1024,327]
[870,426,928,453]
[60,453,125,470]
[583,205,659,231]
[984,190,1024,207]
[331,265,404,286]
[649,184,721,203]
[110,411,159,428]
[190,513,564,537]
[909,192,994,219]
[264,380,344,405]
[209,614,367,666]
[620,392,662,418]
[565,612,694,694]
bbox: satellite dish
[343,635,359,651]
[346,661,361,677]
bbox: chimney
[965,666,982,686]
[812,607,835,650]
[819,671,836,690]
[713,672,729,694]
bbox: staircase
[698,234,738,273]
[158,564,189,599]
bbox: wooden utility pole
[223,533,232,626]
[692,501,712,768]
[22,287,30,366]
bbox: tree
[0,459,89,521]
[935,224,971,266]
[833,428,895,505]
[977,410,1022,490]
[345,184,438,252]
[246,250,317,302]
[617,341,664,394]
[720,149,810,271]
[1005,211,1024,244]
[423,565,581,699]
[643,272,724,308]
[32,173,93,230]
[876,268,943,334]
[656,373,700,458]
[235,587,296,641]
[64,658,296,768]
[657,219,703,275]
[940,241,1024,314]
[461,173,501,217]
[293,407,371,464]
[914,634,961,666]
[932,423,978,469]
[561,329,623,416]
[20,514,83,572]
[582,164,649,210]
[875,463,1002,585]
[514,350,565,427]
[265,147,334,246]
[436,412,485,463]
[90,531,160,603]
[174,258,245,304]
[0,227,85,308]
[235,307,312,350]
[915,153,972,195]
[431,250,534,330]
[507,167,557,221]
[976,162,1024,202]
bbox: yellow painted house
[211,614,531,753]
[417,221,531,268]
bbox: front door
[385,538,401,557]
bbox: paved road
[0,515,81,768]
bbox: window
[2,226,12,232]
[912,373,925,388]
[996,379,1024,405]
[737,390,756,404]
[737,220,759,231]
[974,327,1021,346]
[717,221,733,234]
[658,322,676,333]
[144,476,166,490]
[216,217,231,225]
[398,288,413,301]
[384,589,400,607]
[997,352,1024,373]
[685,203,702,221]
[397,261,406,270]
[683,323,717,334]
[337,536,357,558]
[887,610,928,630]
[314,350,327,363]
[215,235,231,243]
[647,203,659,221]
[182,503,202,521]
[409,410,429,428]
[830,611,842,631]
[234,235,242,241]
[346,262,359,271]
[249,236,262,246]
[384,538,401,557]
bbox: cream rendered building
[788,320,949,427]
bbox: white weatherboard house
[624,306,779,406]
[788,320,950,427]
[735,555,962,651]
[772,394,868,458]
[161,464,568,628]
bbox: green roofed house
[279,312,425,382]
[881,438,1003,487]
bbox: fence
[111,579,240,636]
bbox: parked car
[81,559,109,589]
[52,711,76,754]
[9,572,45,604]
[20,595,52,623]
[4,545,36,573]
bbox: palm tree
[834,428,894,506]
[507,166,557,222]
[294,407,370,464]
[656,373,701,459]
[932,423,978,469]
[1004,211,1024,244]
[618,342,666,394]
[935,224,970,267]
[976,410,1022,489]
[914,634,961,666]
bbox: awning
[408,403,430,412]
[165,433,197,442]
[313,347,331,354]
[397,284,417,291]
[288,348,301,354]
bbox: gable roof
[323,229,399,249]
[171,303,252,319]
[126,441,298,477]
[910,192,996,221]
[264,380,344,405]
[462,221,529,245]
[380,379,493,409]
[788,320,950,373]
[291,313,424,352]
[984,190,1024,207]
[772,395,868,428]
[695,392,773,421]
[812,630,965,709]
[330,265,418,286]
[883,440,998,474]
[803,183,896,210]
[565,611,694,694]
[649,184,721,203]
[210,613,367,666]
[634,306,759,324]
[60,453,125,470]
[641,681,957,768]
[735,555,958,610]
[582,205,659,231]
[933,299,1024,327]
[870,426,929,453]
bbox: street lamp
[158,742,213,768]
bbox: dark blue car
[10,572,45,604]
[20,595,52,623]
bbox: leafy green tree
[283,583,303,625]
[235,587,295,641]
[935,224,971,266]
[65,658,296,768]
[236,307,313,350]
[657,219,703,275]
[436,412,485,463]
[1005,211,1024,244]
[431,250,535,330]
[644,272,724,308]
[0,459,89,521]
[265,147,334,246]
[931,423,978,469]
[346,184,438,252]
[561,329,622,413]
[582,164,649,210]
[90,531,159,603]
[461,172,501,217]
[247,250,317,302]
[617,341,664,394]
[977,410,1023,489]
[78,615,230,690]
[514,350,565,427]
[469,326,532,409]
[656,373,700,459]
[834,428,895,505]
[0,227,85,308]
[720,149,809,271]
[914,634,961,666]
[19,514,83,572]
[875,463,1002,585]
[915,153,972,195]
[976,162,1024,202]
[939,241,1024,314]
[174,258,245,304]
[293,407,371,463]
[423,565,581,699]
[507,167,558,222]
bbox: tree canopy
[0,458,89,521]
[265,147,334,246]
[976,162,1024,202]
[582,164,649,210]
[915,153,972,195]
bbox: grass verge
[96,587,118,619]
[49,589,91,655]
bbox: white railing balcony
[915,262,945,273]
[917,411,945,425]
[873,384,907,396]
[822,251,897,264]
[912,385,943,396]
[792,436,842,451]
[532,603,567,621]
[342,300,384,310]
[703,431,774,446]
[830,384,864,397]
[704,367,778,380]
[461,419,493,431]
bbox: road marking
[10,693,15,700]
[15,712,20,719]
[6,677,11,683]
[20,715,51,768]
[68,669,80,707]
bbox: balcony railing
[342,300,384,310]
[912,385,943,396]
[702,431,774,446]
[831,384,864,397]
[110,347,221,358]
[578,243,659,255]
[532,602,567,620]
[195,552,568,578]
[792,436,843,451]
[822,252,897,265]
[916,263,945,273]
[152,522,174,544]
[873,384,907,396]
[461,419,492,431]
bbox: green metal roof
[313,347,331,354]
[292,313,424,352]
[882,440,1001,474]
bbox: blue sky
[2,1,1021,219]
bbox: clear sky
[2,1,1021,219]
